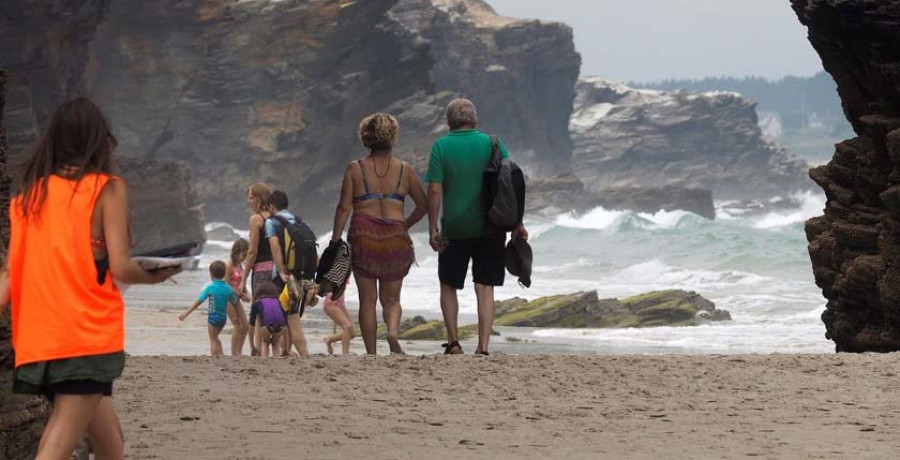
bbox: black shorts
[46,380,113,402]
[438,232,506,290]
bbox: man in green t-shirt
[425,99,528,356]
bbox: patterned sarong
[347,213,414,281]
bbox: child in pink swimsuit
[322,280,356,355]
[224,238,250,355]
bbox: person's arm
[269,235,288,283]
[0,258,9,312]
[427,182,443,252]
[103,179,180,284]
[240,214,263,292]
[179,299,203,321]
[331,163,355,242]
[405,164,427,229]
[424,144,444,252]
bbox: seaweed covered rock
[495,290,729,328]
[792,0,900,352]
[376,316,478,341]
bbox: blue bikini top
[353,159,406,204]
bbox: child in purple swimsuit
[252,282,286,357]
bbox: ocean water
[126,191,833,356]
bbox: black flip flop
[441,341,463,355]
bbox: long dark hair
[16,97,118,216]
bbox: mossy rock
[494,290,729,328]
[376,316,480,341]
[496,297,528,315]
[495,291,621,327]
[622,289,718,327]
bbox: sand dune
[115,354,900,459]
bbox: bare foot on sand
[387,336,404,355]
[323,336,334,355]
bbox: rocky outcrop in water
[495,290,729,328]
[1,0,580,224]
[375,290,729,340]
[527,174,716,219]
[376,316,480,341]
[793,0,900,352]
[570,78,812,201]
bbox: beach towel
[347,213,414,281]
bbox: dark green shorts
[13,351,125,399]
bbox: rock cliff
[570,78,812,201]
[1,0,581,224]
[793,0,900,352]
[0,68,50,460]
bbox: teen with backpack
[2,98,180,459]
[265,190,317,357]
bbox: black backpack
[270,214,318,281]
[483,135,526,232]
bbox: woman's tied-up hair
[358,113,399,151]
[445,98,478,130]
[16,97,118,217]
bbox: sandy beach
[114,353,900,459]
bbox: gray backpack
[482,135,525,232]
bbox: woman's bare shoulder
[99,175,128,202]
[249,213,265,226]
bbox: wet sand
[115,353,900,459]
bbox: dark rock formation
[0,70,9,254]
[570,78,812,201]
[0,68,50,460]
[1,0,580,225]
[118,158,206,256]
[793,0,900,352]
[527,174,716,219]
[494,290,730,328]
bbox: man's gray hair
[446,99,478,130]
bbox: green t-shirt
[424,129,509,239]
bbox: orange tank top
[8,173,125,368]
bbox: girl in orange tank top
[1,98,179,459]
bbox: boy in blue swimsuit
[180,260,240,356]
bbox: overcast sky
[487,0,824,83]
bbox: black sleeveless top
[255,212,272,264]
